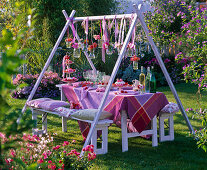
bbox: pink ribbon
[102,17,109,63]
[69,18,76,43]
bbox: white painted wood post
[19,10,76,122]
[42,113,47,133]
[151,115,158,147]
[80,13,138,157]
[133,4,194,134]
[121,110,128,152]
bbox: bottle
[139,66,145,91]
[150,66,156,93]
[145,67,151,93]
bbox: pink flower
[63,141,69,146]
[48,160,52,164]
[38,158,44,164]
[93,35,100,40]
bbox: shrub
[12,71,61,99]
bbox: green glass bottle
[150,66,156,93]
[139,66,145,91]
[145,67,151,93]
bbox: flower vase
[98,39,103,48]
[106,43,114,55]
[66,41,71,48]
[73,48,81,58]
[133,61,138,70]
[127,48,133,57]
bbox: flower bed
[0,133,96,169]
[12,71,61,99]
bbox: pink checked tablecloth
[62,85,169,139]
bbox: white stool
[90,120,113,154]
[159,112,175,142]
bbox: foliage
[145,0,197,46]
[0,133,96,169]
[12,72,61,99]
[186,108,207,152]
[26,17,53,74]
[0,0,36,168]
[175,7,207,92]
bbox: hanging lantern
[130,55,140,70]
[65,38,72,48]
[88,42,97,59]
[106,43,114,55]
[72,43,81,58]
[127,42,135,57]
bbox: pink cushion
[38,100,70,111]
[27,98,53,108]
[160,102,179,114]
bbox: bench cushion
[27,98,70,111]
[54,107,112,120]
[27,98,53,108]
[160,102,179,114]
[71,109,112,120]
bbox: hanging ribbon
[70,18,77,43]
[121,17,126,45]
[118,18,123,47]
[114,16,119,43]
[101,17,109,63]
[108,18,114,36]
[131,14,136,50]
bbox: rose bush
[12,71,61,99]
[0,133,96,169]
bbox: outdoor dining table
[57,84,169,141]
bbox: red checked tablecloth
[62,85,169,139]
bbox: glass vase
[127,48,133,57]
[66,41,71,48]
[106,43,114,55]
[88,50,95,59]
[73,48,81,58]
[133,61,138,70]
[98,39,103,48]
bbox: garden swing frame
[21,4,194,156]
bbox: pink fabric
[38,100,70,111]
[27,98,52,108]
[62,85,169,139]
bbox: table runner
[62,85,169,139]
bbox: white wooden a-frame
[20,4,194,156]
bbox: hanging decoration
[72,43,80,58]
[81,17,89,52]
[102,17,109,62]
[65,28,72,48]
[62,53,78,84]
[130,55,140,70]
[88,42,97,59]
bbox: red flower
[65,38,73,42]
[130,55,140,62]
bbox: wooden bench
[31,108,113,154]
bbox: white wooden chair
[121,110,158,152]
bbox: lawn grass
[7,83,207,169]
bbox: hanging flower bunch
[72,43,78,49]
[65,38,73,42]
[130,55,140,62]
[127,42,134,49]
[93,35,101,40]
[84,39,89,44]
[102,42,110,50]
[88,42,97,51]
